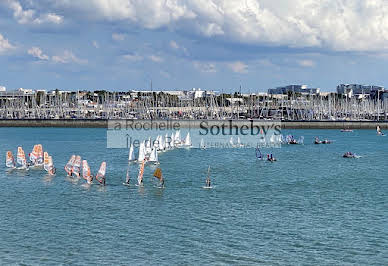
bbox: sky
[0,0,387,92]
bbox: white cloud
[193,61,217,73]
[40,0,388,52]
[0,34,15,54]
[297,59,315,67]
[227,61,248,73]
[122,54,143,62]
[170,40,179,49]
[52,50,87,64]
[92,41,99,48]
[112,33,125,41]
[148,55,163,63]
[28,47,49,60]
[5,0,63,25]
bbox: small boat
[377,125,385,136]
[148,147,159,165]
[314,137,322,144]
[82,160,93,184]
[6,151,15,168]
[340,129,353,132]
[65,155,75,176]
[343,152,359,158]
[16,147,28,170]
[128,143,136,162]
[200,138,206,150]
[153,167,164,188]
[321,139,332,144]
[95,162,106,185]
[182,132,192,148]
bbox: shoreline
[0,119,387,129]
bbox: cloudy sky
[0,0,387,92]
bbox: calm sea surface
[0,127,387,265]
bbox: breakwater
[0,119,387,129]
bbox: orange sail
[153,168,162,180]
[6,151,15,168]
[43,152,50,172]
[95,162,106,185]
[17,147,27,169]
[82,160,92,184]
[137,160,145,185]
[65,155,75,176]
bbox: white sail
[128,144,135,161]
[237,137,242,147]
[145,137,152,155]
[200,138,206,149]
[175,130,181,143]
[229,137,234,146]
[138,141,146,162]
[148,147,158,163]
[170,133,175,148]
[184,132,192,147]
[165,134,170,150]
[159,135,165,151]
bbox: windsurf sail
[47,156,55,175]
[43,152,50,172]
[138,141,146,162]
[72,155,82,177]
[95,162,106,185]
[82,160,93,184]
[6,151,15,168]
[153,167,164,186]
[137,160,146,186]
[153,168,162,180]
[65,155,75,175]
[184,132,192,146]
[255,146,263,159]
[128,144,135,161]
[229,137,234,146]
[205,166,211,187]
[36,144,44,165]
[29,145,38,164]
[16,147,27,169]
[170,132,175,148]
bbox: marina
[1,127,387,264]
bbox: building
[336,84,385,98]
[268,85,320,95]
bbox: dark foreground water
[0,128,387,265]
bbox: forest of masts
[0,90,387,121]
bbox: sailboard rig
[128,144,136,162]
[182,132,192,148]
[137,159,146,186]
[65,155,75,176]
[6,151,15,168]
[138,141,146,162]
[30,144,44,166]
[255,146,263,160]
[153,167,164,187]
[82,160,93,184]
[16,147,28,170]
[44,152,56,175]
[95,162,106,185]
[204,166,212,189]
[73,155,82,178]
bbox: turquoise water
[0,128,387,265]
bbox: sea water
[0,127,387,265]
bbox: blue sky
[0,0,387,92]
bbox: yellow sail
[153,168,162,180]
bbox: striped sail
[6,151,15,168]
